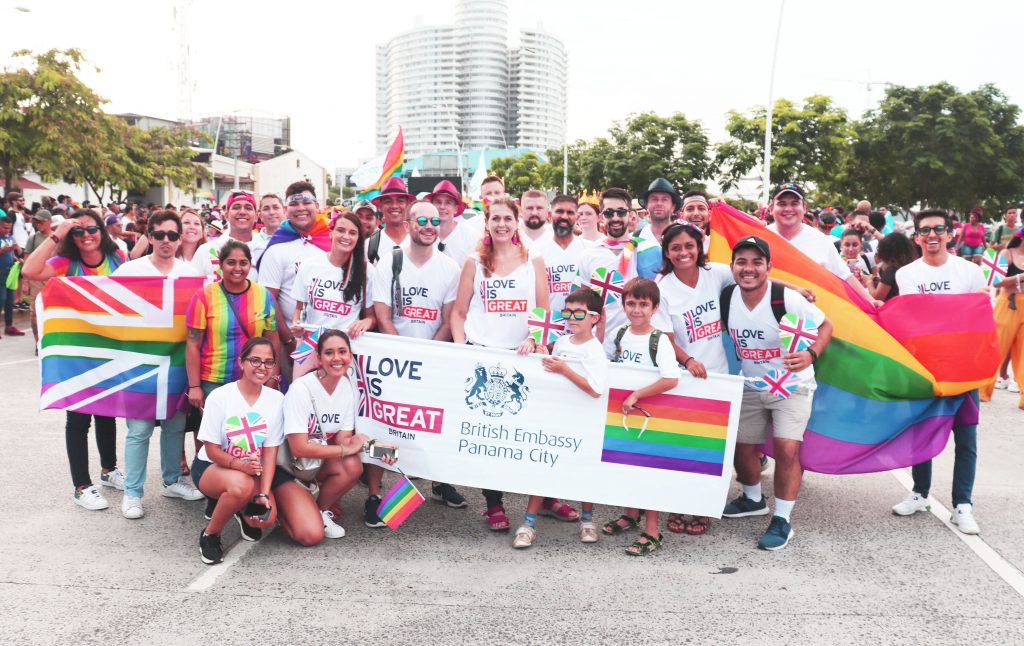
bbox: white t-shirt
[530,236,588,312]
[290,254,365,332]
[282,372,356,439]
[257,239,327,323]
[113,238,129,255]
[113,256,202,278]
[768,223,852,280]
[576,243,671,338]
[10,212,30,247]
[519,223,553,251]
[726,282,826,388]
[373,248,459,339]
[196,382,285,462]
[551,334,608,394]
[464,255,537,349]
[606,326,682,379]
[656,263,735,375]
[368,228,410,264]
[192,234,266,281]
[895,255,986,295]
[439,220,478,268]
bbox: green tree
[0,49,108,194]
[488,152,547,196]
[845,82,1024,210]
[715,95,853,195]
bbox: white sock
[742,483,762,502]
[775,498,795,521]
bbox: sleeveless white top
[464,255,537,349]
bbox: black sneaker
[199,530,223,564]
[722,494,770,518]
[204,497,217,521]
[364,495,387,528]
[431,482,468,508]
[234,511,263,542]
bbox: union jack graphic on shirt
[683,311,723,344]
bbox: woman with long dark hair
[23,208,128,511]
[870,232,919,302]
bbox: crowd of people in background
[3,175,1021,565]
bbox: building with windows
[191,113,292,163]
[376,0,566,157]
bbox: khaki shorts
[737,386,814,444]
[25,280,45,318]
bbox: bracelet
[339,444,346,460]
[253,493,269,500]
[49,234,61,244]
[189,385,200,389]
[284,337,295,344]
[807,348,819,363]
[683,357,695,367]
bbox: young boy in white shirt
[512,288,608,548]
[601,278,681,556]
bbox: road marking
[0,358,36,367]
[890,468,1024,598]
[186,527,274,592]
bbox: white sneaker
[74,485,109,511]
[122,495,145,519]
[994,377,1008,390]
[1008,380,1021,394]
[321,510,346,539]
[951,503,980,535]
[99,468,125,490]
[512,525,537,549]
[163,480,204,501]
[892,493,931,516]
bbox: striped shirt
[47,250,126,277]
[186,281,277,383]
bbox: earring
[484,234,492,246]
[512,233,520,245]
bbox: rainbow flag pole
[375,466,425,531]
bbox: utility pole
[762,0,785,205]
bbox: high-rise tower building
[376,0,566,157]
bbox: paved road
[1,320,1023,645]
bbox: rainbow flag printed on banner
[602,388,730,477]
[376,475,425,531]
[38,276,204,420]
[708,203,999,474]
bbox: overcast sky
[3,0,1022,173]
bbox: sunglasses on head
[150,231,181,242]
[72,226,100,237]
[287,193,316,204]
[916,225,948,235]
[560,308,598,321]
[410,216,441,227]
[602,208,629,219]
[243,357,276,368]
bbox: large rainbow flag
[355,128,404,201]
[38,276,203,420]
[708,203,999,474]
[603,388,729,476]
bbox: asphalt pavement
[1,315,1023,645]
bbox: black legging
[65,411,117,488]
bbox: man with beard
[577,187,671,344]
[366,201,468,517]
[637,178,682,244]
[258,181,330,363]
[427,179,475,267]
[353,200,381,238]
[367,177,414,264]
[530,195,587,312]
[519,189,554,250]
[680,190,712,253]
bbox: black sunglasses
[916,225,948,235]
[72,226,100,237]
[602,208,629,219]
[150,231,181,242]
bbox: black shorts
[191,457,296,493]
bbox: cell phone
[243,501,271,520]
[369,444,396,460]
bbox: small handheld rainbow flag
[376,472,425,531]
[528,307,566,345]
[778,313,819,354]
[980,248,1008,286]
[750,369,801,399]
[590,268,624,306]
[290,326,324,367]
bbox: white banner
[350,333,743,517]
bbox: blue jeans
[0,266,14,327]
[912,391,978,506]
[124,411,187,497]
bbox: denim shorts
[960,244,985,257]
[191,457,296,492]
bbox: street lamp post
[762,0,786,205]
